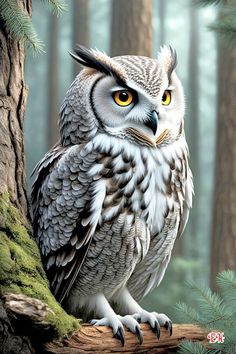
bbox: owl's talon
[151,321,160,339]
[164,320,173,336]
[135,325,143,345]
[117,314,142,344]
[90,316,125,345]
[114,326,125,346]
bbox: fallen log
[45,323,207,354]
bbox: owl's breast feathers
[31,133,193,302]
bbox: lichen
[0,192,80,340]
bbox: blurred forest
[25,0,218,321]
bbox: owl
[32,45,193,345]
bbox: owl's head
[60,46,184,147]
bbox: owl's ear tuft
[70,45,127,84]
[158,45,178,79]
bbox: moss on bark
[0,192,80,340]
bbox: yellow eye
[162,90,171,106]
[113,90,134,107]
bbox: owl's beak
[145,110,158,136]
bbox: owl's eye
[162,90,171,106]
[113,90,134,107]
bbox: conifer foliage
[194,0,236,47]
[176,270,236,354]
[0,0,65,52]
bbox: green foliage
[0,0,43,52]
[193,0,225,6]
[0,0,66,52]
[210,6,236,47]
[193,0,236,47]
[41,0,67,15]
[0,192,80,340]
[176,270,236,354]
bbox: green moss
[0,192,80,340]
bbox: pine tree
[194,0,236,46]
[0,0,66,52]
[176,270,236,354]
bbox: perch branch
[45,323,207,354]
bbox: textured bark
[110,0,152,57]
[72,0,89,77]
[0,0,29,218]
[211,41,236,289]
[48,13,59,146]
[0,2,34,352]
[45,324,207,354]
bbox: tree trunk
[0,0,29,218]
[210,41,236,290]
[48,13,59,147]
[185,3,200,259]
[0,2,34,352]
[159,0,166,46]
[72,0,89,77]
[110,0,152,57]
[0,2,79,353]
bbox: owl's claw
[135,325,144,345]
[152,320,160,339]
[164,320,173,336]
[117,314,143,344]
[114,326,125,346]
[132,310,172,338]
[90,316,125,346]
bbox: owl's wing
[128,165,193,301]
[31,144,106,303]
[176,166,193,239]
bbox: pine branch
[210,9,236,47]
[176,302,201,324]
[0,0,43,52]
[178,340,219,354]
[193,0,225,6]
[217,270,236,306]
[187,282,228,326]
[40,0,67,15]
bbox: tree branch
[45,324,207,354]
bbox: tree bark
[0,2,79,353]
[45,324,207,354]
[110,0,152,57]
[0,2,34,352]
[0,0,29,218]
[211,38,236,290]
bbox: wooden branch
[45,323,207,354]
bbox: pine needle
[178,340,220,354]
[217,270,236,305]
[0,0,44,52]
[40,0,67,15]
[193,0,225,6]
[210,11,236,48]
[175,302,200,324]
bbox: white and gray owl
[32,46,193,345]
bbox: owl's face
[69,46,185,148]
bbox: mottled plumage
[32,46,193,344]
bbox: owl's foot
[132,310,172,338]
[117,315,143,344]
[90,317,125,346]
